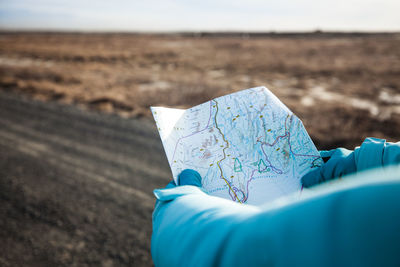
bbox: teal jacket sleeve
[302,138,400,187]
[151,165,400,267]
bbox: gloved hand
[177,169,202,187]
[158,169,202,190]
[301,148,357,187]
[152,163,400,266]
[302,137,400,188]
[153,169,202,220]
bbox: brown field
[1,32,400,148]
[1,32,400,266]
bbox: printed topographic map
[152,87,322,205]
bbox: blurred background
[1,0,399,266]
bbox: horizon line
[1,28,400,35]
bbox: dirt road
[0,91,171,266]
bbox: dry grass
[1,32,400,148]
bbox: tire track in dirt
[0,116,168,190]
[0,128,154,207]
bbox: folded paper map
[151,86,322,205]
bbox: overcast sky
[1,0,399,32]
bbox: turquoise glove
[152,165,400,267]
[177,169,202,187]
[153,169,202,221]
[302,137,400,187]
